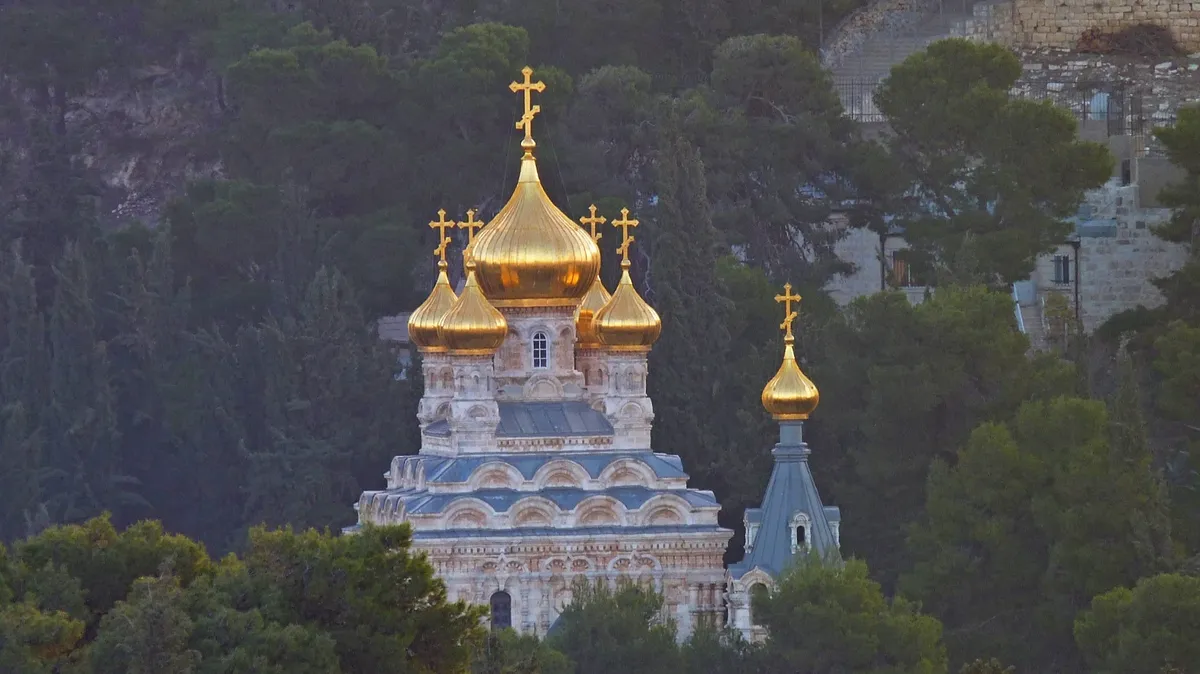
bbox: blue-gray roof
[394,451,688,485]
[342,523,727,540]
[729,431,841,581]
[411,524,728,540]
[384,486,718,516]
[425,401,613,438]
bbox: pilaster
[449,354,500,453]
[602,350,654,450]
[417,351,455,429]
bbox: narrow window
[490,591,512,630]
[532,331,549,369]
[890,250,917,287]
[1053,255,1071,284]
[795,525,807,551]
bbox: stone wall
[1008,50,1200,155]
[1007,0,1200,52]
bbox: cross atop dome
[510,66,546,153]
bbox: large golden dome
[438,260,508,354]
[407,259,458,351]
[761,336,820,420]
[594,258,661,351]
[467,156,600,307]
[575,274,611,347]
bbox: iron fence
[833,75,1159,139]
[833,77,886,122]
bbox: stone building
[349,69,841,639]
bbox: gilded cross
[580,204,606,243]
[509,66,546,148]
[458,209,484,244]
[774,283,802,340]
[429,209,455,262]
[611,208,639,262]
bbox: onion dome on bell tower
[575,205,612,347]
[594,209,661,351]
[407,210,459,351]
[438,222,507,354]
[465,67,600,308]
[761,284,820,420]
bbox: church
[348,67,840,640]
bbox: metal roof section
[403,451,688,484]
[498,401,613,437]
[422,401,614,439]
[728,434,841,581]
[411,524,728,540]
[366,485,719,516]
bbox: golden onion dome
[762,283,819,420]
[466,155,601,307]
[438,260,508,354]
[594,259,661,351]
[575,274,612,347]
[407,260,458,352]
[761,336,820,420]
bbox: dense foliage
[0,516,483,673]
[0,0,1195,669]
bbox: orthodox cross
[458,209,484,244]
[775,283,802,340]
[612,208,639,262]
[580,204,606,243]
[429,209,455,262]
[509,66,546,148]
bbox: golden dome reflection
[468,155,601,307]
[575,274,612,347]
[438,260,508,355]
[594,210,660,351]
[761,284,819,420]
[407,261,458,351]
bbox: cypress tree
[646,103,732,499]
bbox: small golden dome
[575,274,612,347]
[762,282,819,419]
[467,156,601,307]
[594,260,661,351]
[408,260,458,351]
[438,260,507,354]
[761,337,820,420]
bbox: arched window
[790,512,810,555]
[490,591,512,630]
[532,331,549,369]
[749,583,769,626]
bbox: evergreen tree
[646,103,733,517]
[875,39,1114,284]
[0,243,49,540]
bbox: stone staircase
[828,0,985,89]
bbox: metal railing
[1012,284,1025,334]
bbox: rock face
[4,64,226,228]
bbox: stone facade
[354,267,731,637]
[1006,0,1200,52]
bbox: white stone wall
[1074,211,1187,332]
[494,306,586,402]
[422,535,729,638]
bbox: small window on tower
[532,331,549,369]
[795,525,807,551]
